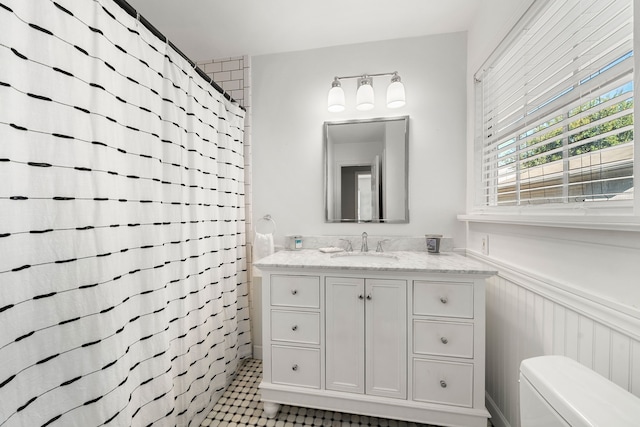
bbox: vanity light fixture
[327,77,346,112]
[327,71,406,112]
[386,72,406,109]
[356,76,374,111]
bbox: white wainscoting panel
[483,259,640,427]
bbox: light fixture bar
[332,71,399,81]
[327,71,406,112]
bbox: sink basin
[330,252,399,263]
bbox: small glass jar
[425,234,442,253]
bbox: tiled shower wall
[198,56,248,107]
[196,55,256,352]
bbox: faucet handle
[339,238,353,252]
[376,239,389,253]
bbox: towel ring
[256,214,276,235]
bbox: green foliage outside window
[519,94,633,169]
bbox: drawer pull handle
[291,325,298,331]
[366,294,372,300]
[358,294,364,300]
[292,364,299,371]
[291,289,298,295]
[440,296,448,304]
[440,380,447,388]
[440,337,448,344]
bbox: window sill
[458,212,640,232]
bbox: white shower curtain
[0,0,250,426]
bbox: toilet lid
[520,356,640,427]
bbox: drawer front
[272,345,320,389]
[413,281,473,318]
[413,320,474,358]
[271,275,320,308]
[271,310,320,345]
[413,358,473,407]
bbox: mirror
[324,116,409,223]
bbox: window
[475,0,634,208]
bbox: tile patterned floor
[201,359,492,427]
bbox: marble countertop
[253,249,497,275]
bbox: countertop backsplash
[283,235,455,253]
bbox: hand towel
[254,232,274,261]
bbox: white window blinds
[476,0,634,207]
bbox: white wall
[466,1,640,426]
[252,33,468,247]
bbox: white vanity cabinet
[256,251,495,427]
[267,275,321,390]
[410,280,480,410]
[325,277,406,399]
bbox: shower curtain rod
[114,0,245,111]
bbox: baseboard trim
[486,392,511,427]
[252,344,263,360]
[240,345,253,360]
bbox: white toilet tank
[519,355,640,427]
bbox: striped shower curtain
[0,0,250,426]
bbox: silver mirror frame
[323,115,409,223]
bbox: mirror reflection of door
[340,162,382,222]
[341,166,369,220]
[357,172,372,221]
[370,154,382,220]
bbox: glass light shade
[356,81,375,111]
[386,80,406,108]
[327,85,345,112]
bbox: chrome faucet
[340,238,353,252]
[361,232,368,252]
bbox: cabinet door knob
[358,294,364,300]
[440,337,448,344]
[366,294,372,300]
[292,364,299,371]
[440,380,447,388]
[291,325,298,331]
[439,296,448,304]
[291,289,298,295]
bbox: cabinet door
[325,277,365,394]
[365,279,407,399]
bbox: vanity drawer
[413,281,473,318]
[271,310,320,345]
[272,345,320,389]
[413,358,473,407]
[413,320,473,358]
[271,275,320,308]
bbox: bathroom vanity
[254,250,496,427]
